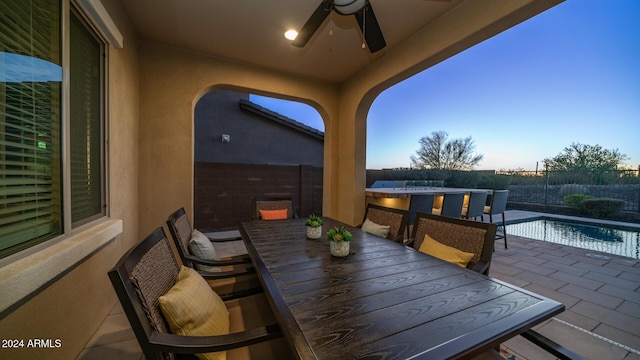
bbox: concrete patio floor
[78,210,640,360]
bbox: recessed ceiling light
[284,29,298,41]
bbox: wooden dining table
[239,217,564,360]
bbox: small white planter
[306,225,322,239]
[330,241,350,257]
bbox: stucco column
[322,94,370,226]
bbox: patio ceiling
[118,0,465,83]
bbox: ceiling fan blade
[354,2,386,53]
[292,0,333,48]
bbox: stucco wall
[137,42,340,236]
[0,0,140,358]
[194,90,324,167]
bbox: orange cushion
[259,209,288,220]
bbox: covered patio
[8,0,621,359]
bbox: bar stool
[462,191,488,221]
[406,194,435,241]
[483,190,509,248]
[432,192,465,218]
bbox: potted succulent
[305,215,323,239]
[327,226,352,257]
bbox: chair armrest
[149,323,282,354]
[185,254,251,266]
[227,254,252,262]
[471,260,490,275]
[198,266,256,280]
[521,329,584,360]
[217,286,264,301]
[206,231,242,242]
[208,236,242,243]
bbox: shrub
[558,184,588,198]
[581,198,625,218]
[563,193,592,213]
[446,171,481,188]
[477,174,512,190]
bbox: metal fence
[497,169,640,212]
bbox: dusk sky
[251,0,640,171]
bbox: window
[70,9,105,225]
[0,0,106,259]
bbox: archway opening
[193,89,325,230]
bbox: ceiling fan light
[334,0,367,15]
[284,29,298,40]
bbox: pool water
[506,218,640,260]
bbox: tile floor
[78,211,640,360]
[490,212,640,360]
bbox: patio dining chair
[483,190,509,248]
[167,208,258,296]
[410,214,583,360]
[252,196,298,220]
[360,203,409,243]
[168,207,247,257]
[409,212,497,275]
[431,192,465,218]
[108,227,290,360]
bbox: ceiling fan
[292,0,386,53]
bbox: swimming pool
[506,218,640,260]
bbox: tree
[543,143,629,171]
[410,131,483,170]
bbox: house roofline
[239,99,324,141]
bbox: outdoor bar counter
[365,186,491,210]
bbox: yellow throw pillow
[177,264,199,281]
[159,266,230,360]
[418,234,474,268]
[361,218,391,238]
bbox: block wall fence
[194,162,323,229]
